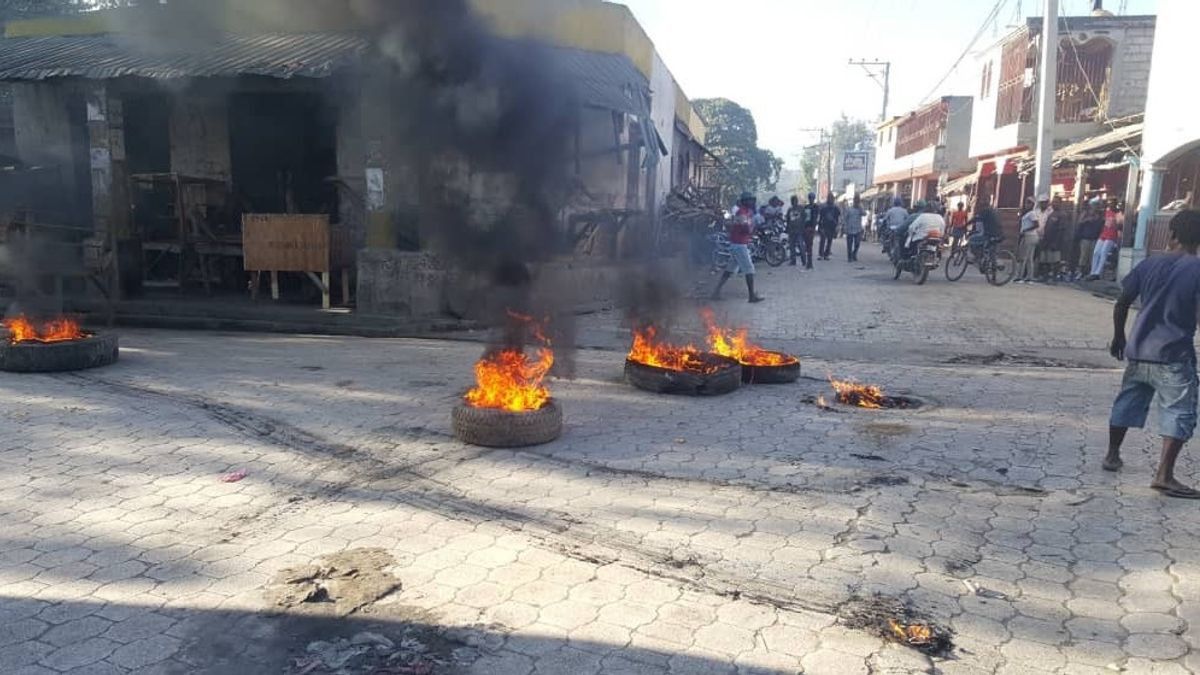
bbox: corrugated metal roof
[0,32,368,80]
[0,32,651,118]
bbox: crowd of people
[709,187,1131,302]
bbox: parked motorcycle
[751,218,788,267]
[891,234,941,285]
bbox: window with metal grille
[1056,38,1113,123]
[995,32,1035,128]
[895,101,948,159]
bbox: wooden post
[341,269,351,306]
[321,272,331,310]
[270,271,280,300]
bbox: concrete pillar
[85,83,114,242]
[1120,162,1162,278]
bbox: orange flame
[888,619,933,645]
[2,316,88,344]
[701,309,798,367]
[464,315,554,412]
[628,326,720,374]
[830,377,887,409]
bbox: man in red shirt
[948,201,969,249]
[711,192,765,303]
[1090,198,1123,280]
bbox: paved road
[1,249,1198,674]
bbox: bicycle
[945,233,1016,286]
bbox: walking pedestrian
[786,195,806,266]
[1016,196,1042,283]
[711,192,765,303]
[818,193,840,261]
[1103,209,1200,499]
[802,192,820,269]
[1073,203,1103,281]
[842,195,865,262]
[1090,199,1123,280]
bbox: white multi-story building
[871,96,974,205]
[1127,0,1200,274]
[967,12,1155,212]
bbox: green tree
[798,115,875,197]
[693,98,782,206]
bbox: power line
[918,0,1011,106]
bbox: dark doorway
[228,92,337,217]
[123,93,171,174]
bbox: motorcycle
[891,231,941,285]
[751,218,788,267]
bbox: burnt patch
[945,351,1097,369]
[865,475,909,487]
[839,594,954,658]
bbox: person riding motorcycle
[897,200,944,260]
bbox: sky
[617,0,1158,169]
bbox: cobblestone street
[3,249,1199,675]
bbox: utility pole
[1033,0,1059,199]
[800,127,835,196]
[848,59,892,121]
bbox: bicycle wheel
[945,247,969,281]
[987,250,1016,286]
[764,242,786,267]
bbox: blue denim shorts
[725,243,755,275]
[1110,360,1199,440]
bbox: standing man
[1073,202,1103,281]
[786,195,806,266]
[1037,196,1067,282]
[801,192,820,269]
[1090,199,1123,280]
[842,195,866,262]
[711,192,766,303]
[1103,210,1200,499]
[818,193,841,261]
[1016,196,1043,283]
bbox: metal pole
[882,62,891,121]
[1033,0,1059,199]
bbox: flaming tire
[452,399,563,448]
[0,333,120,373]
[625,356,742,396]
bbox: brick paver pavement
[1,248,1197,674]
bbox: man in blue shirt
[1105,210,1200,498]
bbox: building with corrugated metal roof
[0,0,712,319]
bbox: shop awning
[939,173,976,197]
[1016,116,1143,175]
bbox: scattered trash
[673,437,686,444]
[962,580,1007,600]
[291,630,439,675]
[219,469,248,483]
[851,453,887,462]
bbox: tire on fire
[0,333,120,373]
[624,355,742,396]
[452,399,563,448]
[741,355,800,384]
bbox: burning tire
[0,332,120,373]
[625,355,742,396]
[741,354,800,384]
[452,399,563,448]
